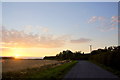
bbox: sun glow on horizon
[14,54,21,59]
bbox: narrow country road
[63,60,119,80]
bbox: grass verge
[3,60,78,80]
[29,60,78,80]
[89,60,120,78]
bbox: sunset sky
[0,2,119,58]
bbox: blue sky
[1,2,119,57]
[2,3,118,35]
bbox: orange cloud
[111,16,120,23]
[1,27,70,48]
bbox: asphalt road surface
[63,60,119,80]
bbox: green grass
[29,60,78,80]
[3,60,78,80]
[89,60,120,78]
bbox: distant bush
[2,57,14,59]
[56,50,90,60]
[43,56,56,60]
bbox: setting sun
[14,54,21,59]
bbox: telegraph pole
[90,45,92,53]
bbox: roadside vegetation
[89,46,120,77]
[90,46,120,70]
[2,60,78,80]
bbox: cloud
[88,16,97,23]
[88,16,105,23]
[22,25,50,34]
[97,21,117,32]
[88,16,118,31]
[98,26,117,32]
[39,27,49,33]
[23,25,33,33]
[111,16,120,23]
[70,38,91,44]
[98,16,105,21]
[1,27,70,48]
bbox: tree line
[44,46,120,70]
[56,50,89,60]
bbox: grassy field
[2,59,61,72]
[3,60,78,80]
